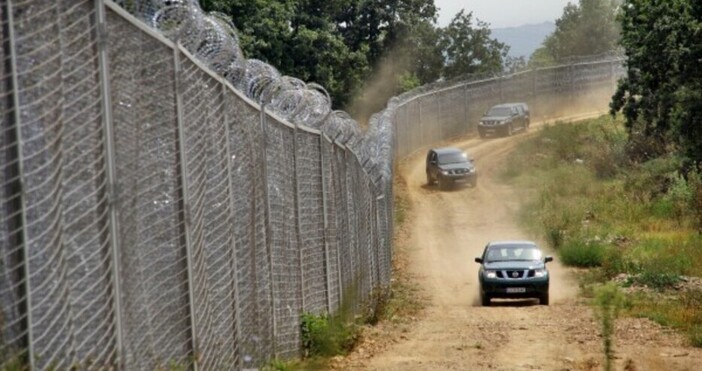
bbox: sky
[434,0,575,28]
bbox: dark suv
[474,240,552,306]
[478,102,530,138]
[425,147,477,189]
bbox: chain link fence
[0,0,391,369]
[392,58,625,158]
[0,0,627,369]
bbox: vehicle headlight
[485,271,497,279]
[469,168,476,173]
[441,170,449,175]
[534,269,548,278]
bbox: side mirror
[474,257,483,263]
[430,160,437,165]
[545,256,553,263]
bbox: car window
[485,246,542,262]
[486,107,513,116]
[438,152,468,164]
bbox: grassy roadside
[266,173,424,370]
[501,115,702,347]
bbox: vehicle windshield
[438,152,469,165]
[485,245,542,262]
[486,107,513,116]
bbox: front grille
[496,270,529,279]
[448,169,470,175]
[482,120,501,126]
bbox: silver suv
[478,103,530,138]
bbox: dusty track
[340,120,702,370]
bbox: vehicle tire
[426,172,434,185]
[539,292,549,306]
[469,178,477,188]
[506,123,514,137]
[481,292,491,306]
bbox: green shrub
[300,312,358,358]
[630,271,681,290]
[625,156,682,199]
[662,172,693,225]
[559,239,607,267]
[600,246,628,278]
[687,169,702,231]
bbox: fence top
[396,57,625,107]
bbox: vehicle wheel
[469,179,477,188]
[426,172,434,185]
[481,293,491,306]
[506,123,514,137]
[539,292,549,306]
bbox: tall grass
[505,115,702,346]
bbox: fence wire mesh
[392,59,625,158]
[0,0,627,369]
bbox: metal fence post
[260,106,278,357]
[4,0,34,368]
[319,136,333,314]
[221,82,243,370]
[463,85,469,132]
[95,0,125,368]
[417,100,422,150]
[375,194,385,285]
[333,145,344,308]
[499,75,504,102]
[293,125,306,313]
[173,46,200,371]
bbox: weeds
[594,283,624,371]
[300,311,359,358]
[508,115,702,349]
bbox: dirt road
[339,123,702,370]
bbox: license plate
[506,287,526,293]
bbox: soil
[334,120,702,370]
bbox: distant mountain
[491,22,555,59]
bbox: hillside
[491,21,555,59]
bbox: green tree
[531,0,621,64]
[200,0,297,66]
[440,10,508,80]
[200,0,441,109]
[610,0,702,164]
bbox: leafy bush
[600,246,629,279]
[623,155,681,203]
[559,239,607,267]
[662,172,693,225]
